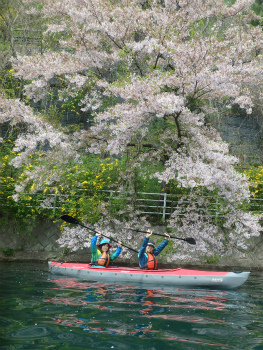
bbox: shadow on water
[0,262,263,350]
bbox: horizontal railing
[1,187,263,220]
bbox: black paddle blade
[61,215,80,225]
[185,237,196,245]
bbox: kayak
[48,261,250,289]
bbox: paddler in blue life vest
[138,230,170,270]
[91,232,122,267]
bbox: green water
[0,263,262,350]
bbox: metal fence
[104,191,263,219]
[1,188,263,220]
[13,29,43,54]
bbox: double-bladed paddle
[128,228,196,245]
[60,214,139,253]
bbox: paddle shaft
[78,222,139,253]
[129,228,196,244]
[61,215,139,253]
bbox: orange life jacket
[97,252,110,267]
[147,253,157,270]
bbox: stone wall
[0,219,64,262]
[1,219,263,271]
[216,114,263,166]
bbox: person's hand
[164,232,170,241]
[96,231,102,237]
[118,241,122,247]
[146,229,153,238]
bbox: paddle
[60,214,139,253]
[128,228,196,245]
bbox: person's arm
[90,233,102,262]
[90,234,99,253]
[110,242,122,260]
[138,237,149,259]
[153,233,170,256]
[138,230,152,267]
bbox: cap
[97,239,112,249]
[147,241,155,248]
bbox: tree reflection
[44,277,229,344]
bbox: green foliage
[243,166,263,213]
[2,247,14,256]
[0,68,24,99]
[0,139,47,234]
[41,105,64,127]
[203,253,220,264]
[0,133,170,231]
[250,0,263,26]
[251,0,263,16]
[0,37,10,71]
[243,166,263,195]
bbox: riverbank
[1,219,263,271]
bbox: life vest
[97,251,110,267]
[147,253,157,270]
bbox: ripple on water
[57,333,75,340]
[0,318,11,327]
[11,326,49,339]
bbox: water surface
[0,262,262,350]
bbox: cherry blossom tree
[3,0,263,262]
[0,93,80,194]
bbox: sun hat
[147,241,155,248]
[97,239,112,248]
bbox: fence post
[163,193,167,221]
[216,198,218,222]
[53,194,57,217]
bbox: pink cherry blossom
[2,0,263,262]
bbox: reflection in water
[44,277,229,345]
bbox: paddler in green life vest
[91,232,122,267]
[138,230,170,270]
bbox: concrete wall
[1,219,263,271]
